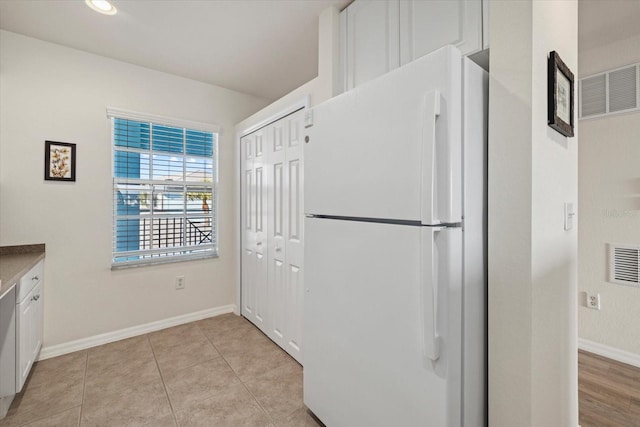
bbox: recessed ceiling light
[85,0,117,15]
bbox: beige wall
[578,34,640,355]
[0,30,269,349]
[489,0,578,425]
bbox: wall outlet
[586,292,600,310]
[175,276,185,290]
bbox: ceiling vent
[609,244,640,287]
[579,63,639,120]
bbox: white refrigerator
[303,46,488,426]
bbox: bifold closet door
[241,130,268,329]
[265,110,304,363]
[241,109,305,364]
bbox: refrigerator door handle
[421,90,441,225]
[421,226,443,363]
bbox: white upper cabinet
[343,0,400,90]
[399,0,483,65]
[341,0,487,91]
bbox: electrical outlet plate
[586,292,600,310]
[175,276,185,290]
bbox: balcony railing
[138,217,212,250]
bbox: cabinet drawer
[17,260,43,302]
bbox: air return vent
[579,63,639,119]
[609,244,640,287]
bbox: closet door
[283,111,304,362]
[267,120,287,350]
[241,134,256,322]
[252,131,269,329]
[242,109,305,364]
[265,110,305,363]
[241,131,268,327]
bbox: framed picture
[44,141,76,181]
[548,51,575,137]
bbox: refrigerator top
[304,46,464,225]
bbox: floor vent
[609,244,640,287]
[579,62,639,120]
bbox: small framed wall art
[44,141,76,182]
[548,50,575,137]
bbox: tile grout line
[78,350,89,427]
[147,334,180,427]
[197,321,279,426]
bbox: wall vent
[609,244,640,287]
[579,62,640,120]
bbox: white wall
[233,7,340,310]
[235,7,340,132]
[578,34,640,356]
[0,30,269,349]
[488,1,578,425]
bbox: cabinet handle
[31,295,40,301]
[275,247,282,252]
[32,275,39,281]
[256,242,262,246]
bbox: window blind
[111,115,218,267]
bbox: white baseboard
[578,338,640,368]
[38,304,236,361]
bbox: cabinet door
[31,281,43,364]
[16,289,35,392]
[345,0,400,90]
[0,288,16,405]
[399,0,482,64]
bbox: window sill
[111,252,218,270]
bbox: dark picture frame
[548,51,575,137]
[44,141,76,181]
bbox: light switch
[304,109,314,128]
[564,202,576,231]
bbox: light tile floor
[0,314,322,427]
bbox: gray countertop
[0,245,45,300]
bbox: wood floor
[579,350,640,427]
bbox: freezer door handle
[421,226,443,363]
[421,90,441,225]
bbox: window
[109,108,219,267]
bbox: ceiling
[579,0,640,52]
[2,0,636,100]
[0,0,351,101]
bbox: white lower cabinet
[16,261,44,392]
[241,109,305,364]
[0,287,16,417]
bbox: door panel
[253,130,268,328]
[268,121,287,345]
[286,263,303,355]
[241,135,256,321]
[283,112,304,362]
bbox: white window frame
[108,107,221,268]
